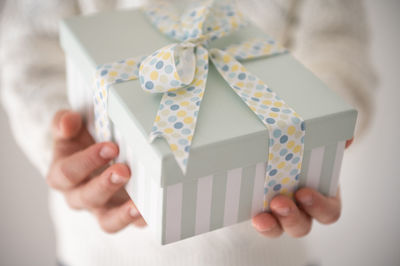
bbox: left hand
[252,187,341,238]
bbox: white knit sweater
[0,1,377,265]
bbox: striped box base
[67,56,346,245]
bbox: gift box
[60,3,356,245]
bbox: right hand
[46,110,146,233]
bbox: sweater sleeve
[292,0,378,139]
[0,0,79,176]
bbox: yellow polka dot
[263,200,269,209]
[287,140,295,149]
[254,92,263,98]
[249,106,256,111]
[162,52,171,60]
[177,110,186,117]
[273,102,283,107]
[139,64,144,71]
[157,51,164,58]
[269,153,273,160]
[150,71,158,81]
[293,145,302,153]
[164,128,173,134]
[109,71,118,77]
[240,66,246,71]
[282,177,290,184]
[195,79,204,86]
[170,144,178,151]
[231,65,239,72]
[262,100,272,106]
[126,60,135,66]
[298,163,302,169]
[184,117,193,124]
[223,54,231,63]
[180,101,189,106]
[173,71,179,80]
[236,81,244,87]
[277,161,286,169]
[155,115,160,122]
[287,126,296,135]
[198,92,204,98]
[177,90,186,95]
[269,112,278,118]
[187,135,193,141]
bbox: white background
[1,1,399,265]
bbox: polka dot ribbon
[93,0,305,211]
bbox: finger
[270,195,312,238]
[252,212,283,238]
[52,110,82,140]
[95,200,144,234]
[47,142,118,190]
[295,187,341,225]
[65,163,130,210]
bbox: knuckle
[322,210,341,224]
[98,218,118,234]
[58,160,75,186]
[79,190,97,209]
[64,195,81,210]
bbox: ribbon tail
[149,46,209,174]
[210,48,305,211]
[93,56,144,142]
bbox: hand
[252,188,341,238]
[46,110,146,233]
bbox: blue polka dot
[292,117,300,124]
[273,184,282,191]
[187,86,195,91]
[170,104,179,111]
[167,92,176,97]
[256,84,264,90]
[282,109,291,114]
[156,61,164,69]
[266,118,275,124]
[120,73,129,79]
[268,180,276,186]
[228,72,236,79]
[168,116,177,122]
[165,65,173,74]
[165,100,173,105]
[100,69,108,76]
[269,169,277,176]
[248,75,256,81]
[264,187,269,194]
[179,139,188,145]
[292,157,300,164]
[285,153,293,161]
[280,135,288,144]
[170,80,179,86]
[145,81,154,90]
[174,122,183,129]
[280,148,288,156]
[269,138,274,146]
[271,107,280,112]
[222,65,229,71]
[251,97,260,102]
[238,73,246,80]
[273,129,282,138]
[301,121,306,131]
[290,169,298,176]
[295,174,300,180]
[181,128,191,135]
[150,58,157,65]
[184,146,190,152]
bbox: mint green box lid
[60,9,357,187]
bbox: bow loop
[139,43,197,93]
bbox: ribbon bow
[94,0,305,210]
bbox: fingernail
[110,173,126,184]
[129,207,139,218]
[275,207,290,217]
[100,145,116,159]
[298,195,313,206]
